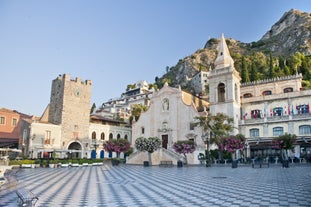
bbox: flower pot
[111,159,120,166]
[283,160,289,168]
[232,160,238,168]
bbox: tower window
[218,83,225,102]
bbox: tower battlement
[56,74,92,86]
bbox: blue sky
[1,0,311,116]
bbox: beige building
[240,74,311,159]
[23,74,132,159]
[127,83,208,165]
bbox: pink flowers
[173,140,196,155]
[271,133,296,150]
[103,139,131,154]
[220,135,245,153]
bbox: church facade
[127,83,208,165]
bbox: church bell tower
[208,34,241,134]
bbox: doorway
[162,135,168,149]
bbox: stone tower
[208,34,241,134]
[49,74,92,154]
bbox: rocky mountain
[157,9,311,92]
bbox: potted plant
[272,133,296,168]
[173,140,197,166]
[135,137,161,166]
[42,160,48,168]
[34,159,41,168]
[220,134,245,168]
[103,138,131,166]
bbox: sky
[1,0,311,116]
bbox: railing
[161,148,184,161]
[241,113,311,125]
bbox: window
[12,118,17,126]
[243,93,253,98]
[299,125,311,135]
[218,83,225,102]
[251,110,263,119]
[273,127,284,136]
[0,116,5,125]
[109,133,113,140]
[141,127,145,134]
[250,128,259,137]
[45,131,51,144]
[296,104,309,114]
[92,131,96,140]
[124,134,128,140]
[284,87,293,93]
[101,133,105,140]
[273,107,283,116]
[262,90,272,96]
[117,134,121,140]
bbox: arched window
[141,127,145,134]
[109,133,113,140]
[124,134,128,140]
[243,93,253,98]
[218,83,225,102]
[92,131,96,140]
[235,84,238,101]
[262,90,272,96]
[101,133,105,140]
[273,127,284,136]
[299,125,311,135]
[117,134,121,140]
[284,87,293,93]
[249,128,259,137]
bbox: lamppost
[92,139,99,158]
[202,133,211,167]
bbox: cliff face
[260,9,311,56]
[159,9,311,91]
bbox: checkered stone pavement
[0,164,311,206]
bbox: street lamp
[91,139,99,158]
[202,133,211,167]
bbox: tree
[268,52,276,78]
[135,137,161,165]
[172,140,196,164]
[90,103,96,114]
[103,138,131,158]
[194,113,234,162]
[272,133,296,163]
[250,61,259,82]
[130,104,148,123]
[220,134,245,160]
[241,56,250,83]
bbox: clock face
[74,88,81,97]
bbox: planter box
[61,164,69,168]
[49,164,55,168]
[71,163,80,167]
[82,163,89,167]
[21,164,32,168]
[92,162,102,166]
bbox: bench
[252,162,269,168]
[16,188,38,207]
[159,160,173,167]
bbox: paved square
[0,164,311,206]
